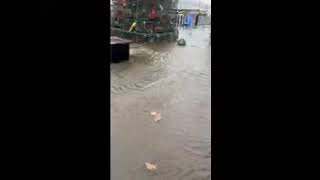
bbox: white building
[177,0,211,14]
[176,0,211,26]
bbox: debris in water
[177,39,186,46]
[154,114,162,122]
[150,112,162,122]
[145,162,157,170]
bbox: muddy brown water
[111,26,212,180]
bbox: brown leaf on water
[145,162,157,170]
[150,112,157,116]
[154,113,161,122]
[150,112,161,122]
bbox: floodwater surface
[111,26,212,180]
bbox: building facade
[176,0,211,27]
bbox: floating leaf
[150,112,162,122]
[150,112,157,116]
[145,162,157,170]
[154,114,161,122]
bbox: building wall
[177,0,211,11]
[176,0,211,26]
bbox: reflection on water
[111,26,212,180]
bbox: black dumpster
[111,36,132,63]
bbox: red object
[149,6,157,20]
[123,0,127,6]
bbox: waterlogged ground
[111,26,212,180]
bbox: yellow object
[129,21,137,32]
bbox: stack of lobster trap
[111,0,179,42]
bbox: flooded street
[111,26,212,180]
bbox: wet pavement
[111,26,211,180]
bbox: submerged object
[177,39,186,46]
